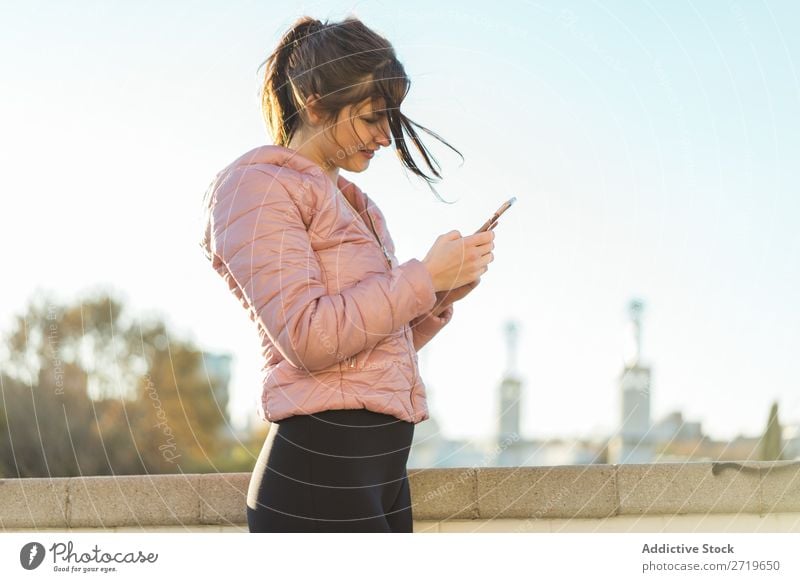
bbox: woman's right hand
[421,230,495,293]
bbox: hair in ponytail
[258,15,463,201]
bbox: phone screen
[474,196,516,234]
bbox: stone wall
[2,461,799,533]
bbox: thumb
[440,304,454,323]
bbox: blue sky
[1,0,798,442]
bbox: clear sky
[1,0,798,443]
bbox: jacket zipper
[361,198,416,386]
[340,190,392,269]
[339,191,414,378]
[341,192,390,370]
[366,210,393,269]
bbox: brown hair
[258,15,463,201]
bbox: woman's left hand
[428,303,454,324]
[431,278,481,317]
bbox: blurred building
[608,299,655,463]
[409,319,606,468]
[783,424,800,460]
[201,351,233,430]
[397,300,797,468]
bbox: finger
[475,238,495,254]
[441,305,454,322]
[465,230,495,245]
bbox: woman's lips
[361,150,374,159]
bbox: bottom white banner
[1,532,798,581]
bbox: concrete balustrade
[2,461,799,533]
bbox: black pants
[246,408,415,532]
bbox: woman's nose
[375,132,391,147]
[374,121,391,147]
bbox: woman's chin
[348,156,371,171]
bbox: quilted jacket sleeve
[410,304,454,351]
[366,200,453,352]
[210,168,437,372]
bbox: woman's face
[318,97,392,173]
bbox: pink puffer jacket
[200,145,453,424]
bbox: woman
[200,15,496,532]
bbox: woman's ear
[302,93,324,125]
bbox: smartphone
[474,196,516,234]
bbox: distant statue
[504,320,519,375]
[622,299,644,368]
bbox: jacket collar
[225,144,367,212]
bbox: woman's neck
[287,136,339,187]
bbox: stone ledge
[1,461,798,529]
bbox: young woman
[200,15,495,532]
